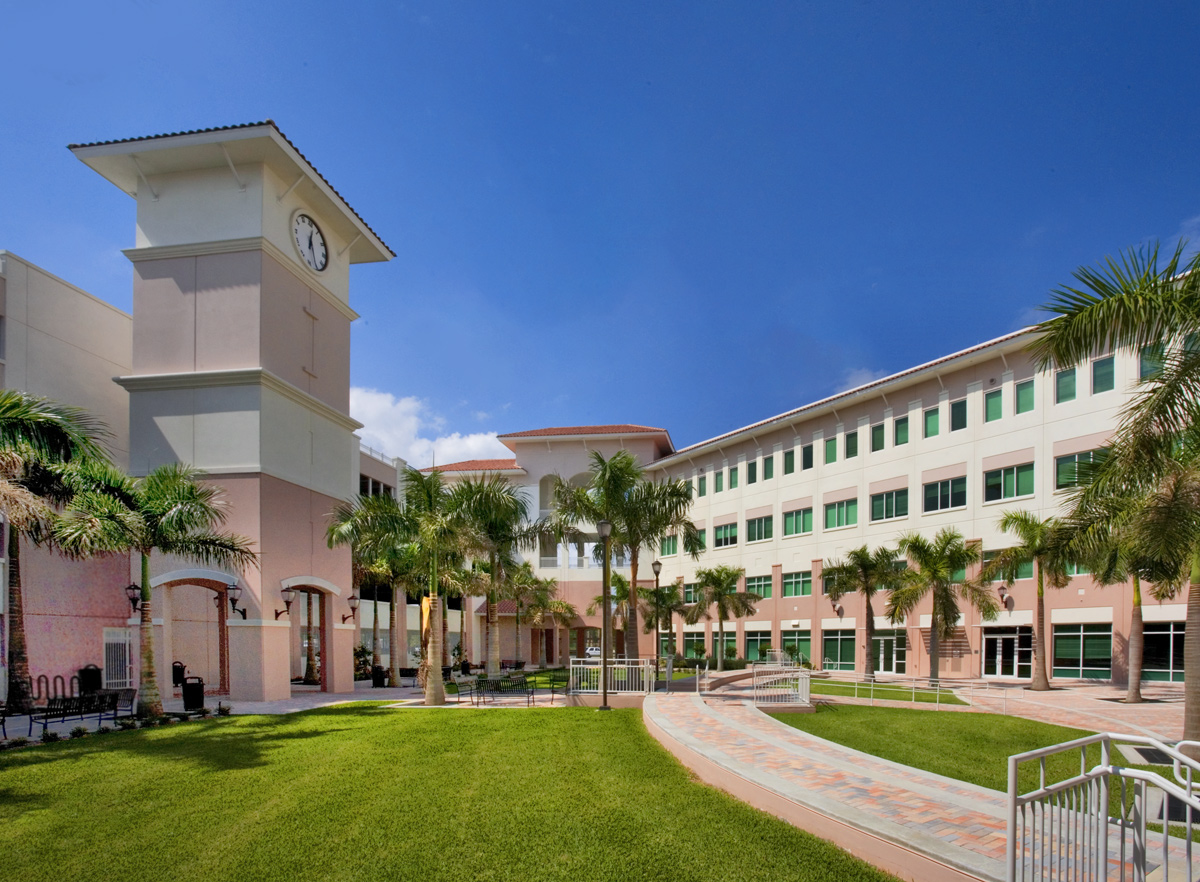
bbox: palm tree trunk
[441,594,449,666]
[371,590,380,667]
[303,590,319,684]
[717,617,725,672]
[1184,556,1200,752]
[928,622,940,685]
[460,595,472,667]
[5,526,32,712]
[425,594,445,705]
[515,602,523,663]
[537,626,546,668]
[676,611,683,662]
[1031,567,1050,691]
[863,594,876,681]
[1127,576,1144,704]
[396,589,409,673]
[487,554,501,676]
[626,552,641,660]
[388,584,400,686]
[138,552,163,718]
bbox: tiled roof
[68,120,395,258]
[498,424,666,439]
[420,458,520,473]
[473,599,521,616]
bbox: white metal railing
[814,670,995,707]
[752,662,811,706]
[1008,733,1200,881]
[569,659,655,694]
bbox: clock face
[292,213,328,272]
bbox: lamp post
[598,519,612,711]
[651,559,662,682]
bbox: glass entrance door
[871,630,907,675]
[983,627,1032,678]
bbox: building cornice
[114,367,363,432]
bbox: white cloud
[350,387,511,469]
[837,367,890,392]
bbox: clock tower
[71,122,393,701]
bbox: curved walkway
[643,685,1188,882]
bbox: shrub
[69,726,89,739]
[118,719,138,731]
[5,737,29,749]
[41,730,61,743]
[96,726,113,735]
[139,718,158,729]
[216,703,232,716]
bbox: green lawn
[1,705,896,882]
[809,680,968,705]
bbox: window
[1092,356,1114,394]
[823,630,856,671]
[763,455,774,480]
[745,575,772,600]
[824,498,858,529]
[747,461,757,484]
[746,515,773,543]
[870,489,908,521]
[871,423,885,452]
[783,508,813,536]
[712,632,737,661]
[714,523,737,548]
[683,633,705,659]
[1015,380,1035,414]
[894,416,909,445]
[824,437,837,464]
[951,565,966,582]
[982,550,1032,580]
[924,477,966,512]
[924,407,939,438]
[985,389,1002,422]
[782,571,812,597]
[744,631,773,661]
[845,431,858,459]
[729,467,738,489]
[1142,621,1184,682]
[950,399,967,431]
[715,471,723,493]
[696,529,706,550]
[783,450,795,474]
[1055,368,1076,403]
[1066,561,1090,576]
[698,475,707,497]
[1053,623,1112,679]
[1055,449,1106,489]
[985,463,1035,501]
[1140,344,1165,380]
[683,583,698,603]
[686,478,693,496]
[802,444,814,470]
[780,629,812,665]
[660,535,678,556]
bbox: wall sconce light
[342,593,360,624]
[998,586,1009,608]
[227,584,247,620]
[830,597,844,617]
[213,594,223,611]
[276,586,297,620]
[125,583,141,613]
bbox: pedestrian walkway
[643,685,1192,882]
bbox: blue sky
[4,2,1199,466]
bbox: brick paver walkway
[644,685,1194,882]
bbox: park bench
[472,675,535,707]
[396,668,418,687]
[28,691,119,736]
[547,668,569,701]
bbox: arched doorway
[150,569,240,699]
[280,577,343,693]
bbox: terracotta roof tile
[498,424,666,439]
[68,120,395,258]
[473,599,521,616]
[420,458,520,473]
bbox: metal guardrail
[815,670,996,707]
[569,659,655,694]
[752,662,811,706]
[1007,733,1200,881]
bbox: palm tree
[889,529,999,683]
[639,577,686,657]
[979,512,1071,691]
[54,461,256,717]
[685,565,760,672]
[553,450,700,660]
[0,390,109,712]
[521,574,577,668]
[1029,241,1200,739]
[452,475,542,677]
[588,572,632,657]
[823,545,906,681]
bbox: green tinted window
[1141,344,1165,380]
[783,508,813,536]
[1015,380,1035,414]
[870,489,908,521]
[845,431,858,459]
[894,417,909,445]
[824,499,858,529]
[747,461,757,484]
[782,571,812,597]
[763,456,773,480]
[698,475,706,497]
[745,575,772,600]
[985,463,1035,501]
[1055,368,1076,403]
[924,407,939,438]
[824,437,837,464]
[729,467,738,489]
[871,424,885,452]
[783,450,795,474]
[715,472,723,493]
[985,389,1002,422]
[1092,356,1114,394]
[950,399,967,431]
[802,444,814,470]
[746,516,773,542]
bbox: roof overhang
[69,121,393,264]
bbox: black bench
[472,676,535,707]
[547,669,570,701]
[397,668,418,687]
[28,692,119,736]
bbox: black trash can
[171,661,186,687]
[78,664,103,694]
[182,676,205,711]
[371,665,387,688]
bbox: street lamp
[598,519,612,712]
[651,559,662,681]
[124,583,141,613]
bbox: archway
[150,569,239,699]
[280,577,343,693]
